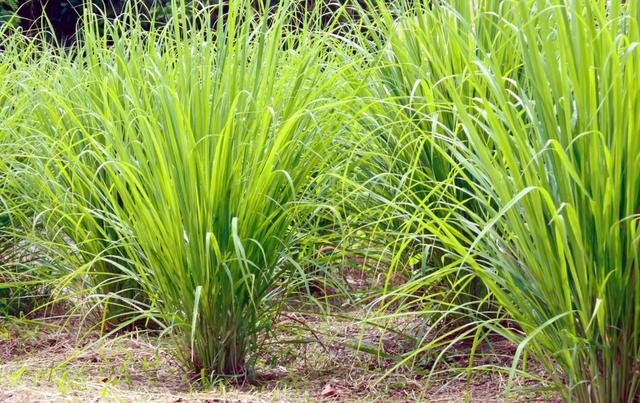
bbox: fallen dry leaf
[320,382,341,398]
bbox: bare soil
[0,311,559,402]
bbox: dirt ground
[0,310,559,402]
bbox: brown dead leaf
[320,382,341,398]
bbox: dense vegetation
[1,0,639,401]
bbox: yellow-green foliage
[1,1,639,401]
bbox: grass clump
[0,31,33,317]
[462,2,640,400]
[19,0,342,377]
[381,1,640,400]
[336,1,640,400]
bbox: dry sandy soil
[0,309,559,402]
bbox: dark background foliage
[11,0,149,43]
[0,0,18,25]
[1,1,391,43]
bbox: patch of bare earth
[0,312,559,402]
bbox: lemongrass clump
[21,0,342,375]
[424,1,640,400]
[341,1,640,400]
